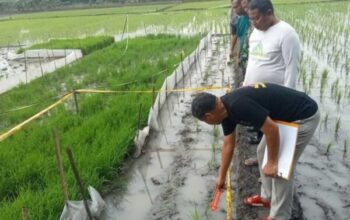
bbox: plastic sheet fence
[147,33,212,130]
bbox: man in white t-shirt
[242,0,301,220]
[243,0,300,88]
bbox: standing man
[229,0,250,75]
[191,83,320,220]
[244,0,300,88]
[229,0,239,59]
[243,0,300,146]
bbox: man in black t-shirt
[191,83,320,220]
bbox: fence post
[38,52,44,77]
[53,129,69,203]
[66,147,94,220]
[22,207,29,220]
[73,90,79,114]
[180,53,185,98]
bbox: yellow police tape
[0,93,73,142]
[226,166,232,220]
[0,86,231,142]
[75,86,231,94]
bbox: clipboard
[262,120,299,180]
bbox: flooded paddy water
[101,35,236,220]
[102,34,350,220]
[0,47,82,94]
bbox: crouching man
[191,83,319,220]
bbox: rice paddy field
[0,0,350,219]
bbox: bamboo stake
[156,148,163,169]
[180,53,185,98]
[22,207,29,220]
[138,168,153,204]
[64,49,67,66]
[187,56,192,88]
[164,79,173,126]
[66,147,94,220]
[53,129,69,202]
[24,51,28,84]
[137,103,142,140]
[121,15,128,41]
[38,52,44,77]
[73,90,79,114]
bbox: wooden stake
[138,168,153,204]
[180,53,185,98]
[22,207,29,220]
[38,52,44,77]
[73,90,79,114]
[24,52,28,84]
[66,147,94,220]
[53,129,69,202]
[137,103,142,140]
[121,16,128,41]
[164,79,173,126]
[64,49,67,66]
[152,86,156,109]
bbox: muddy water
[294,43,350,219]
[101,35,237,220]
[0,47,80,94]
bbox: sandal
[244,157,258,166]
[244,195,270,208]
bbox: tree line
[0,0,174,13]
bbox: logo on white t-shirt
[250,41,263,59]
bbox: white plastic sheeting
[60,186,106,220]
[147,33,211,131]
[130,34,211,157]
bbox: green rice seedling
[326,142,332,155]
[331,78,339,99]
[323,112,329,129]
[0,35,202,220]
[335,117,341,136]
[188,205,201,220]
[0,1,227,46]
[213,124,219,144]
[336,91,342,107]
[320,68,328,99]
[344,140,347,154]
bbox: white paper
[262,121,299,180]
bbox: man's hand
[262,161,278,177]
[215,174,226,190]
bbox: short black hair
[249,0,274,15]
[191,93,217,119]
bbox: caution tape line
[0,94,63,115]
[0,86,231,115]
[0,93,73,142]
[75,86,232,94]
[226,166,232,220]
[0,86,231,142]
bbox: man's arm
[282,30,300,88]
[216,131,236,189]
[260,116,280,177]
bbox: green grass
[21,36,114,55]
[0,34,202,220]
